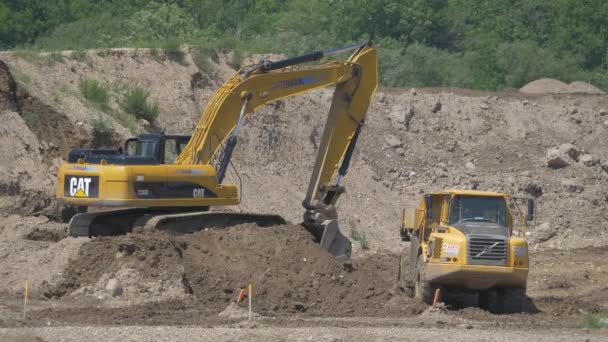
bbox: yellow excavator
[56,42,378,261]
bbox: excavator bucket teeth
[317,220,352,262]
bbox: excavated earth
[0,48,607,340]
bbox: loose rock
[578,154,598,166]
[532,222,556,243]
[561,179,584,193]
[384,135,403,148]
[105,278,123,297]
[431,101,442,113]
[558,143,580,160]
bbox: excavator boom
[56,42,378,261]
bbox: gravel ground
[1,326,607,342]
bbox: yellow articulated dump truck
[398,190,535,313]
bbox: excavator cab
[67,133,191,165]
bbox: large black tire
[479,289,501,313]
[400,228,411,241]
[415,255,434,305]
[494,287,527,314]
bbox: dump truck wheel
[480,289,500,313]
[415,255,434,304]
[499,287,527,314]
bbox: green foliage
[228,49,245,70]
[162,38,184,63]
[3,0,608,92]
[379,40,473,88]
[122,86,159,123]
[11,69,32,85]
[22,111,40,127]
[44,52,65,66]
[496,40,583,88]
[92,114,113,148]
[127,2,199,43]
[79,79,109,110]
[349,219,369,250]
[579,314,607,329]
[191,47,213,71]
[69,49,88,61]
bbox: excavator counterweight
[56,42,378,261]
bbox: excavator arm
[176,42,378,260]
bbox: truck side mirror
[425,195,433,220]
[527,198,535,222]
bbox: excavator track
[132,211,286,234]
[67,209,286,237]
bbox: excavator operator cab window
[135,140,158,159]
[125,139,137,156]
[163,139,179,164]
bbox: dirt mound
[519,78,606,95]
[46,224,422,316]
[519,78,569,94]
[567,81,606,95]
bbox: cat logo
[70,177,91,197]
[193,188,205,198]
[64,176,99,198]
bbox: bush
[69,49,88,61]
[122,86,159,122]
[162,38,184,63]
[79,79,109,110]
[378,39,474,89]
[128,2,199,43]
[349,219,370,250]
[92,115,113,148]
[579,314,607,329]
[22,111,40,127]
[496,40,584,88]
[32,12,130,51]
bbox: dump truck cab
[400,190,535,312]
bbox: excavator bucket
[305,219,352,262]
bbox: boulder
[532,222,556,243]
[546,148,570,169]
[558,143,580,160]
[431,101,442,113]
[105,278,123,297]
[579,153,598,166]
[465,161,476,170]
[524,183,543,198]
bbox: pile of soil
[45,224,422,317]
[519,78,569,94]
[519,78,606,95]
[567,81,606,95]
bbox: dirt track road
[1,324,607,342]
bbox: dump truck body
[399,190,534,312]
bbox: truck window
[449,196,507,226]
